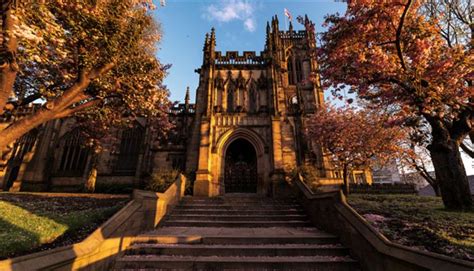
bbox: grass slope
[0,193,129,259]
[349,194,473,261]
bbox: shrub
[145,169,180,193]
[184,171,195,195]
[291,165,322,191]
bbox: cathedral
[0,16,369,195]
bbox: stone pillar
[365,169,373,185]
[270,116,288,197]
[193,118,219,197]
[271,117,283,170]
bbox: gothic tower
[189,15,326,197]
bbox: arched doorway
[224,138,257,193]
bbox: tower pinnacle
[185,86,190,105]
[203,33,209,52]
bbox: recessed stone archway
[224,138,258,193]
[213,128,270,196]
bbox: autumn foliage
[306,103,407,195]
[319,0,473,209]
[0,0,170,152]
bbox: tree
[306,104,407,195]
[319,1,472,209]
[0,0,169,153]
[423,0,474,159]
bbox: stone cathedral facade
[187,16,325,196]
[0,16,361,195]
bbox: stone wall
[350,183,417,194]
[0,174,187,271]
[293,177,474,271]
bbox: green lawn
[0,193,129,260]
[348,194,474,261]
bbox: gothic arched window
[215,76,225,112]
[9,130,37,164]
[288,57,295,85]
[227,84,235,113]
[249,83,258,113]
[56,129,89,177]
[4,130,38,190]
[295,59,303,83]
[216,87,223,108]
[114,126,145,175]
[237,87,245,111]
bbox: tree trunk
[342,164,350,195]
[84,154,98,193]
[0,3,19,115]
[431,182,441,197]
[428,125,472,210]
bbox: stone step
[114,255,359,270]
[172,209,305,216]
[181,197,297,204]
[174,204,303,211]
[161,220,312,227]
[166,214,308,222]
[132,234,339,246]
[113,196,359,270]
[125,243,350,257]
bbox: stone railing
[0,174,187,271]
[294,175,474,271]
[214,115,270,127]
[279,30,307,39]
[169,104,196,115]
[214,51,265,65]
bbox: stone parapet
[0,174,187,271]
[293,177,474,271]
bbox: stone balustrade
[214,115,270,127]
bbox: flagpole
[284,9,288,30]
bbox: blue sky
[153,0,346,102]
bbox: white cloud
[205,0,257,32]
[244,18,256,32]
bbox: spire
[289,21,293,33]
[185,86,190,105]
[203,32,209,52]
[203,29,216,65]
[208,27,216,62]
[272,14,280,32]
[210,27,216,48]
[265,21,272,50]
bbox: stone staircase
[113,196,360,270]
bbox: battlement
[279,30,307,39]
[214,51,266,65]
[169,103,196,115]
